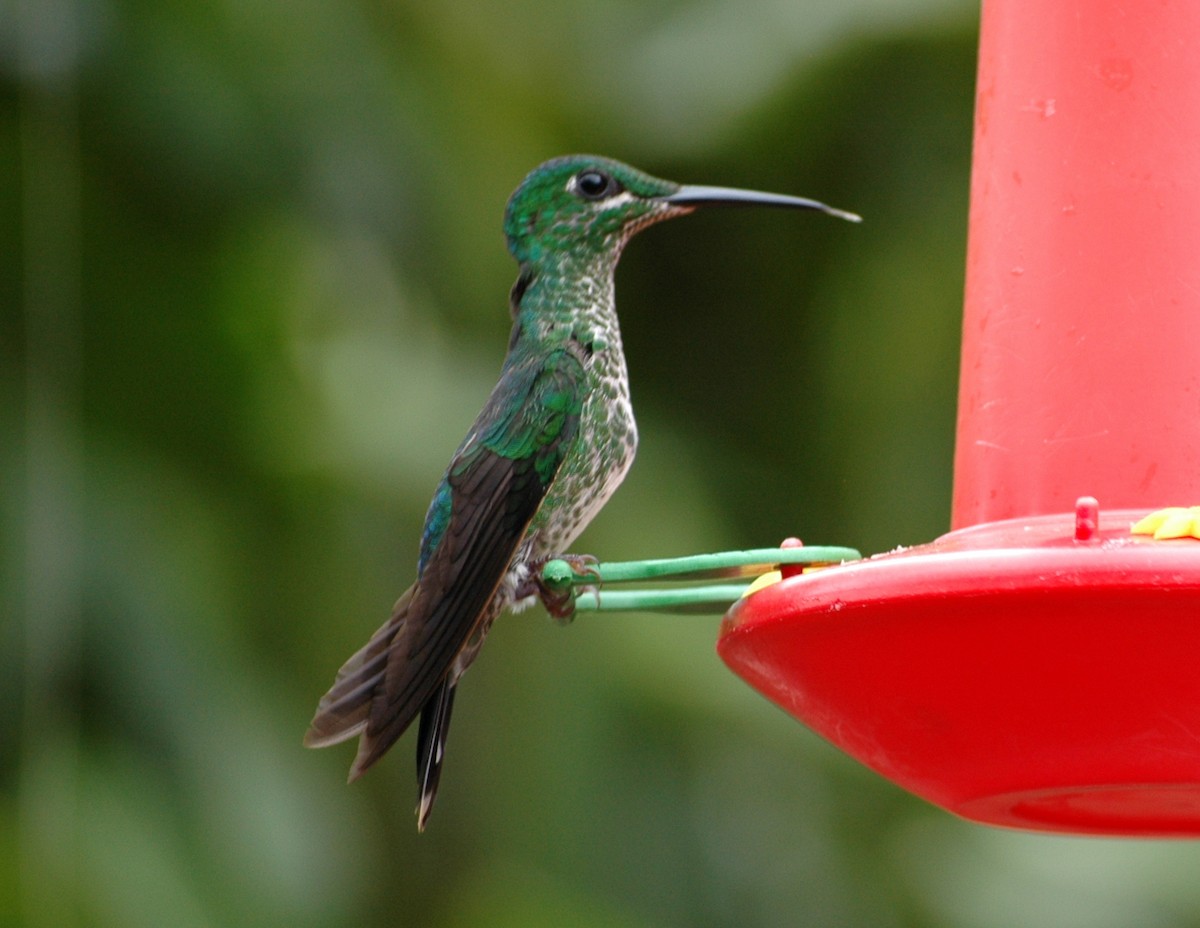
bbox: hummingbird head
[503,154,859,272]
[503,155,684,270]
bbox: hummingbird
[304,154,858,830]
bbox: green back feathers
[417,348,585,575]
[481,348,585,484]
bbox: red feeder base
[717,504,1200,836]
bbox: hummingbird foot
[521,554,600,623]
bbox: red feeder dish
[718,0,1200,836]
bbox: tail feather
[415,678,458,832]
[304,587,414,755]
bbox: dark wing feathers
[302,586,415,749]
[306,347,585,777]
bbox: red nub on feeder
[779,538,806,580]
[718,0,1200,836]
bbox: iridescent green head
[503,155,682,269]
[502,154,860,271]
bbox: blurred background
[8,0,1200,925]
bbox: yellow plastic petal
[743,570,782,597]
[1131,507,1200,540]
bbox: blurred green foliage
[9,0,1200,926]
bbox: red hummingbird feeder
[718,0,1200,836]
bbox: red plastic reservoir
[953,0,1200,525]
[719,0,1200,836]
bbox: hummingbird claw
[524,554,601,623]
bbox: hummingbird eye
[574,170,620,201]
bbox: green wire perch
[539,545,862,615]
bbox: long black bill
[660,184,861,223]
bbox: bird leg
[520,554,601,624]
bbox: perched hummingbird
[304,154,858,830]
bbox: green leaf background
[8,0,1200,925]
